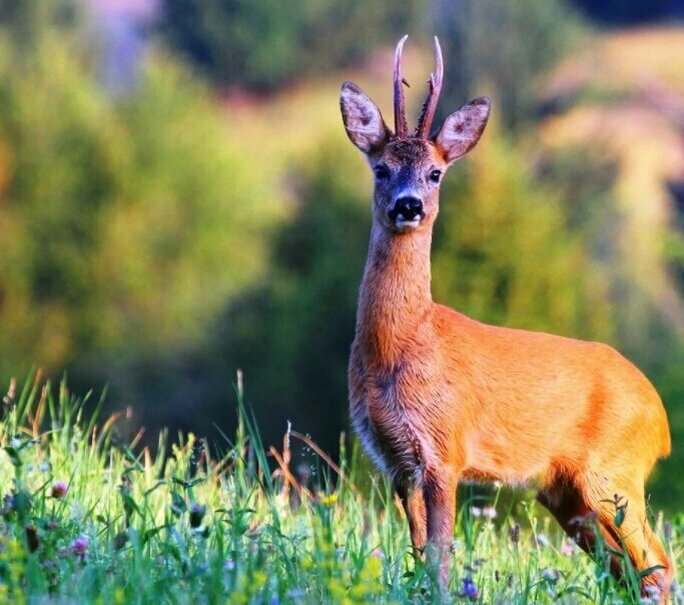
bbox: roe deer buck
[340,36,672,599]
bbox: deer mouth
[394,215,423,231]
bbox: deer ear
[432,97,491,163]
[340,81,390,154]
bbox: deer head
[340,36,490,234]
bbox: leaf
[4,446,21,467]
[143,524,172,545]
[614,504,627,528]
[638,564,665,579]
[170,491,187,516]
[121,493,141,520]
[143,480,167,497]
[186,476,205,488]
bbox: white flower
[541,568,559,584]
[469,506,482,518]
[482,506,497,520]
[536,533,549,547]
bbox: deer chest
[348,355,443,482]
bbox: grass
[0,373,680,604]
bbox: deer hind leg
[580,471,673,602]
[537,484,623,579]
[395,481,427,556]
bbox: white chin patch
[395,217,421,231]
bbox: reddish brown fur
[340,40,673,601]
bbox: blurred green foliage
[159,0,426,91]
[0,1,277,381]
[433,0,585,131]
[432,134,613,340]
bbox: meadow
[0,374,679,604]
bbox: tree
[158,0,426,91]
[431,0,585,131]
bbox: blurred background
[1,0,684,508]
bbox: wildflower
[536,533,549,547]
[224,559,236,571]
[370,548,384,559]
[460,577,478,599]
[71,536,89,557]
[482,505,497,520]
[508,523,520,544]
[250,570,267,589]
[25,524,40,552]
[541,568,559,584]
[319,493,337,507]
[469,506,482,518]
[362,554,382,577]
[286,588,305,600]
[51,481,68,499]
[560,542,574,556]
[189,503,206,528]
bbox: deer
[340,35,673,601]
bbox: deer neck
[356,224,433,366]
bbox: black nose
[389,196,424,221]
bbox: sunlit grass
[0,373,679,603]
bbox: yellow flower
[8,540,23,558]
[227,591,248,605]
[319,493,338,507]
[360,555,381,579]
[327,577,346,601]
[250,570,267,588]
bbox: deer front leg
[395,481,427,556]
[424,469,458,590]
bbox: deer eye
[429,169,442,184]
[374,165,390,180]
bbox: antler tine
[416,36,444,139]
[393,35,409,139]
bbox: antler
[393,35,409,138]
[415,37,444,139]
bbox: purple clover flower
[189,503,206,528]
[51,481,68,499]
[71,536,89,557]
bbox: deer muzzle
[389,196,424,230]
